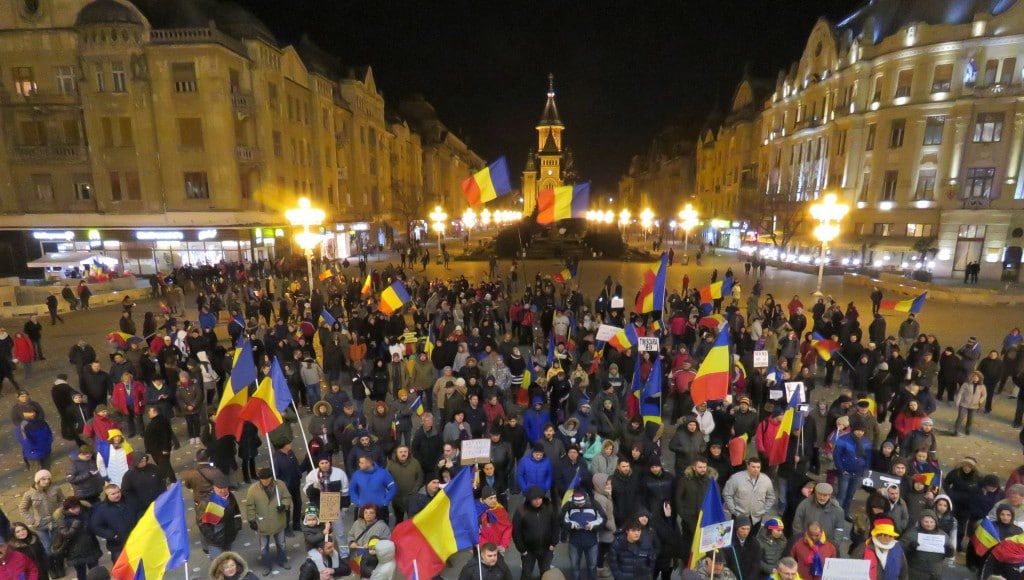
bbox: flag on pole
[200,492,228,525]
[635,252,668,314]
[239,358,290,435]
[596,324,638,353]
[392,467,479,579]
[410,395,425,416]
[552,264,577,284]
[640,357,663,426]
[879,291,927,314]
[699,278,734,305]
[537,183,590,224]
[691,328,731,405]
[361,274,373,298]
[461,156,512,207]
[560,469,582,507]
[688,475,728,568]
[318,269,334,281]
[379,281,411,315]
[320,308,337,327]
[768,387,802,466]
[111,482,189,579]
[810,332,840,362]
[213,339,257,439]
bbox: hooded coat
[512,486,559,554]
[591,473,617,544]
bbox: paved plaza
[0,252,1015,578]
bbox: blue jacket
[833,433,872,474]
[516,454,552,494]
[523,407,547,444]
[349,465,397,508]
[15,419,52,460]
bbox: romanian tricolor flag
[111,482,189,579]
[810,332,840,362]
[379,281,411,315]
[768,388,802,466]
[990,532,1024,563]
[635,252,668,314]
[912,472,936,487]
[552,264,577,284]
[320,308,337,327]
[689,474,728,569]
[213,339,258,439]
[239,358,291,435]
[536,182,590,225]
[595,324,638,353]
[97,429,133,468]
[973,518,1002,556]
[410,395,425,417]
[106,331,134,349]
[691,328,730,405]
[461,156,512,207]
[697,314,726,331]
[640,357,663,426]
[392,466,479,579]
[699,278,734,305]
[200,493,228,525]
[318,268,334,282]
[879,291,927,314]
[361,274,372,298]
[560,469,582,507]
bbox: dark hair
[746,457,762,466]
[693,455,709,465]
[480,542,498,553]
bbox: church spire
[539,73,563,127]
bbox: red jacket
[112,380,146,415]
[83,413,120,441]
[790,535,837,580]
[479,505,513,549]
[12,334,34,364]
[0,547,39,579]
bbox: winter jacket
[516,454,553,494]
[722,470,776,520]
[349,465,397,508]
[954,381,986,410]
[15,419,53,461]
[674,465,717,523]
[608,529,658,580]
[791,533,839,580]
[18,483,63,530]
[833,433,872,474]
[88,496,140,552]
[68,454,104,499]
[902,523,949,580]
[792,495,847,542]
[512,487,559,553]
[553,457,591,497]
[297,548,350,580]
[757,526,788,575]
[111,380,146,416]
[561,494,606,549]
[668,424,705,472]
[591,473,617,544]
[479,505,513,550]
[243,480,291,535]
[347,517,390,546]
[457,556,514,580]
[386,456,424,510]
[53,507,102,565]
[728,533,763,580]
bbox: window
[838,130,847,156]
[923,116,945,145]
[111,61,127,92]
[118,117,133,147]
[101,117,114,147]
[290,138,297,164]
[73,175,92,201]
[55,66,77,95]
[229,68,240,94]
[872,223,895,236]
[958,224,987,238]
[915,169,936,200]
[895,69,913,98]
[240,171,252,199]
[109,171,122,201]
[171,62,197,93]
[984,59,999,86]
[268,83,279,111]
[94,64,105,92]
[881,170,899,201]
[12,66,35,96]
[859,171,870,202]
[62,120,81,146]
[272,131,282,158]
[32,174,53,201]
[19,120,46,146]
[889,119,906,148]
[964,167,996,198]
[287,96,294,121]
[854,223,865,236]
[973,112,1004,143]
[1002,58,1017,85]
[865,123,876,151]
[177,118,203,149]
[931,63,952,92]
[871,76,883,102]
[964,59,978,86]
[184,172,209,199]
[906,224,934,237]
[124,171,141,200]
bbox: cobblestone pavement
[0,253,1008,578]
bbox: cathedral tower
[523,73,564,215]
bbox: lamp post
[678,203,699,257]
[618,209,631,238]
[639,208,654,242]
[285,197,326,296]
[429,205,447,252]
[809,192,849,296]
[462,208,477,241]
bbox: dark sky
[237,0,864,193]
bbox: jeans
[185,414,201,438]
[568,544,597,580]
[520,550,553,580]
[955,407,975,434]
[305,383,321,406]
[35,527,52,552]
[837,471,861,514]
[259,531,286,568]
[208,545,224,559]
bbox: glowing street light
[462,207,477,232]
[285,197,326,294]
[808,192,849,296]
[429,205,448,251]
[678,203,699,256]
[480,208,492,227]
[639,208,654,241]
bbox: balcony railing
[960,195,994,209]
[150,27,247,55]
[230,92,253,115]
[235,145,260,163]
[0,91,80,107]
[10,145,88,162]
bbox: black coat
[608,530,658,580]
[272,449,304,493]
[512,488,560,554]
[81,369,112,403]
[198,492,242,550]
[728,533,763,580]
[143,413,174,455]
[610,469,641,525]
[55,510,102,565]
[410,427,443,477]
[89,497,141,550]
[121,465,165,508]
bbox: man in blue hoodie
[517,442,553,496]
[349,455,397,522]
[834,418,873,516]
[524,396,547,444]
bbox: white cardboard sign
[753,350,769,368]
[460,438,492,465]
[821,558,870,580]
[638,337,660,352]
[698,520,733,552]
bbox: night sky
[236,0,865,193]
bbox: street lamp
[639,208,654,241]
[809,192,849,296]
[462,208,477,240]
[618,209,631,238]
[678,203,699,257]
[429,205,447,251]
[285,197,326,296]
[480,208,491,228]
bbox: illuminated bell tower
[524,73,564,215]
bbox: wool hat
[34,469,51,484]
[480,486,497,499]
[532,442,545,453]
[814,482,834,495]
[63,497,82,511]
[921,417,934,426]
[871,518,899,538]
[572,491,586,505]
[95,404,109,414]
[765,518,784,531]
[734,515,753,529]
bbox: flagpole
[265,431,283,507]
[291,400,312,464]
[413,559,420,579]
[710,548,717,580]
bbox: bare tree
[737,187,807,249]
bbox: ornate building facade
[0,0,479,274]
[698,0,1024,280]
[620,125,696,225]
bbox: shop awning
[26,251,118,268]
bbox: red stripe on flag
[392,518,448,579]
[461,176,481,207]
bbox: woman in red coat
[12,331,35,380]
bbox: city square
[0,1,1024,580]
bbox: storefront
[26,227,281,276]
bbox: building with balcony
[0,0,478,274]
[697,0,1024,280]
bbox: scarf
[864,538,903,580]
[803,531,829,577]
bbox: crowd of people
[0,254,1022,580]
